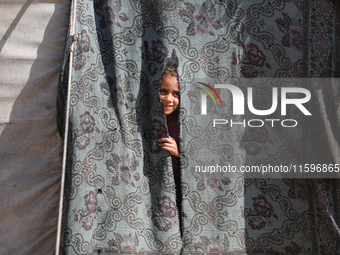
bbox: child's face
[160,76,179,115]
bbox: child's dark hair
[161,49,179,80]
[161,64,178,80]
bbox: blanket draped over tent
[0,1,69,254]
[57,0,340,254]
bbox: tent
[0,0,68,253]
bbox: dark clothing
[168,123,180,177]
[168,123,182,236]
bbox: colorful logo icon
[196,82,223,106]
[195,82,222,114]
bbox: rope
[55,0,77,253]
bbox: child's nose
[165,94,174,101]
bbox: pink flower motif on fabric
[245,43,266,67]
[258,67,266,77]
[107,233,138,251]
[155,218,172,232]
[84,191,98,214]
[289,26,303,51]
[207,244,222,252]
[76,136,90,150]
[193,11,212,36]
[158,195,177,218]
[142,40,168,76]
[82,216,94,231]
[252,196,273,218]
[74,213,81,222]
[80,111,95,134]
[151,40,169,63]
[171,217,180,226]
[121,242,134,251]
[72,30,92,70]
[73,54,87,71]
[179,2,222,37]
[77,30,91,53]
[266,218,274,227]
[205,172,221,190]
[193,235,230,252]
[103,3,118,27]
[241,65,258,78]
[119,163,133,185]
[248,217,266,230]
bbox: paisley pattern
[57,0,340,254]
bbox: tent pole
[56,0,77,253]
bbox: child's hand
[159,136,179,157]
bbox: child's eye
[160,90,167,95]
[174,92,180,97]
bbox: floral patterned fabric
[57,0,340,254]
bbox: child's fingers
[162,146,177,156]
[159,143,174,150]
[160,143,179,157]
[160,142,175,148]
[159,138,176,145]
[160,145,171,151]
[160,146,172,154]
[159,136,179,157]
[159,137,174,142]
